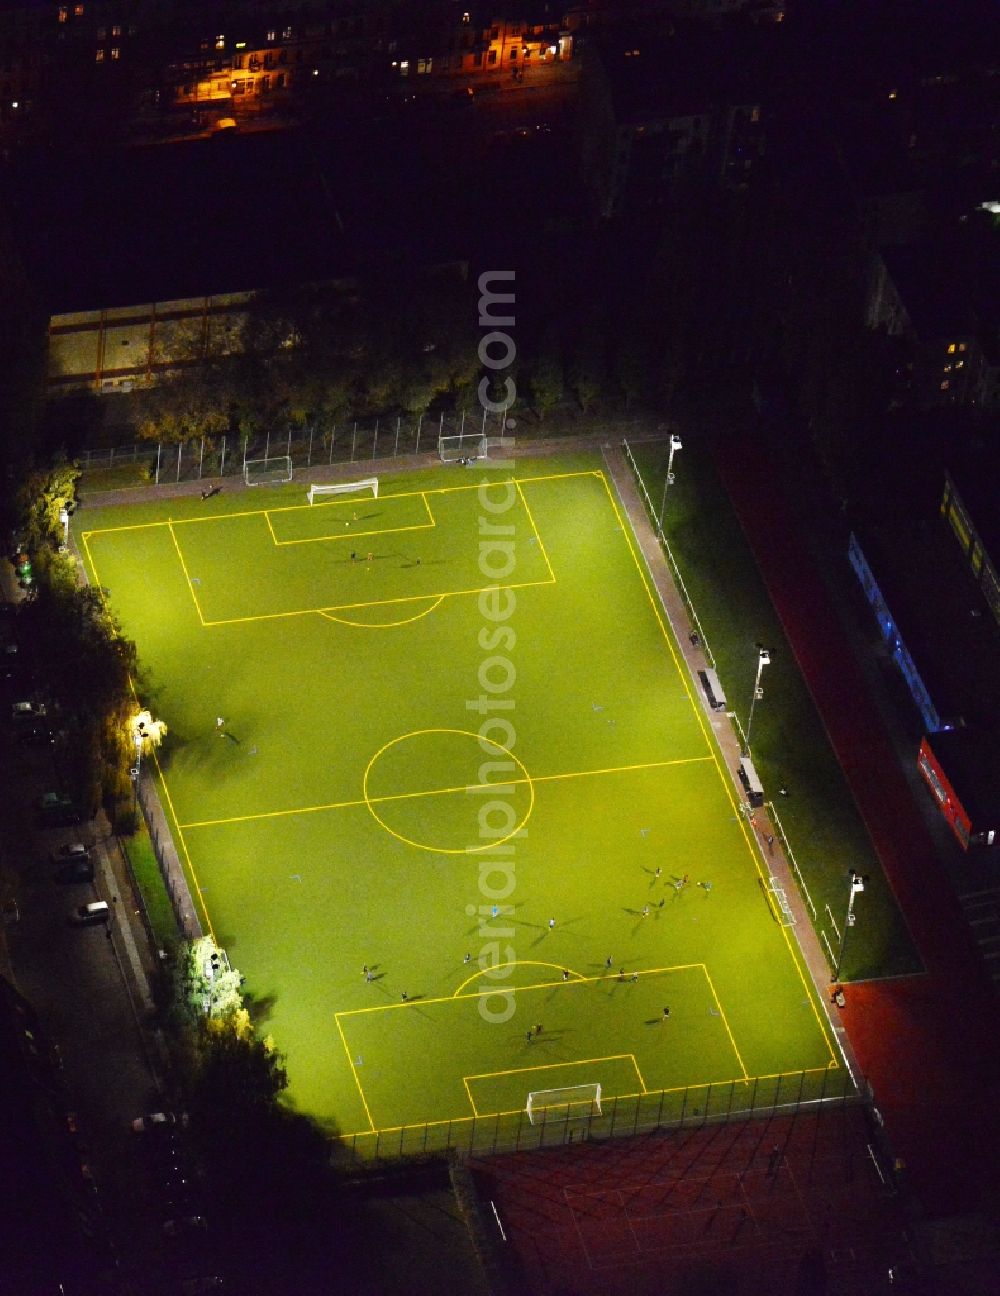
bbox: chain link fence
[338,1065,862,1165]
[75,413,655,487]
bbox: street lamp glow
[657,434,683,533]
[130,710,166,813]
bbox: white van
[71,901,110,926]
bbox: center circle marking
[362,727,534,855]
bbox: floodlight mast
[743,647,770,757]
[831,871,866,982]
[657,434,683,533]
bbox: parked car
[56,859,94,884]
[12,699,46,722]
[70,901,110,926]
[51,842,91,866]
[132,1110,188,1133]
[38,792,84,827]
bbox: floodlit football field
[80,456,841,1139]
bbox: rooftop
[589,20,778,122]
[925,726,1000,826]
[853,518,1000,729]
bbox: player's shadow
[465,903,525,936]
[757,876,780,923]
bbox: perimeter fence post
[415,414,423,455]
[307,427,314,466]
[176,442,182,482]
[220,435,227,476]
[351,422,357,461]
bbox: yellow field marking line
[335,1015,376,1133]
[700,963,749,1084]
[452,961,586,997]
[197,573,556,628]
[465,1053,646,1091]
[514,479,557,584]
[598,467,840,1072]
[77,468,601,539]
[319,595,446,629]
[340,963,704,1020]
[149,745,216,943]
[177,754,712,830]
[265,491,436,548]
[462,1076,479,1116]
[166,520,206,626]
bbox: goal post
[438,433,484,464]
[526,1082,602,1126]
[244,455,293,486]
[439,434,515,463]
[307,477,379,504]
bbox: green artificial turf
[77,456,844,1144]
[628,440,921,982]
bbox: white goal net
[307,477,379,505]
[244,455,293,486]
[526,1082,602,1126]
[438,433,483,464]
[438,434,516,464]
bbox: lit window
[111,47,119,59]
[947,343,956,353]
[955,360,964,369]
[888,89,897,100]
[74,4,84,14]
[282,26,293,40]
[215,35,225,50]
[112,24,121,36]
[95,48,104,61]
[267,29,275,42]
[58,6,68,22]
[751,106,761,122]
[462,11,470,23]
[940,380,950,390]
[235,42,245,50]
[400,60,409,72]
[944,364,952,373]
[959,342,967,352]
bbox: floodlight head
[851,872,865,893]
[670,434,683,451]
[758,648,770,666]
